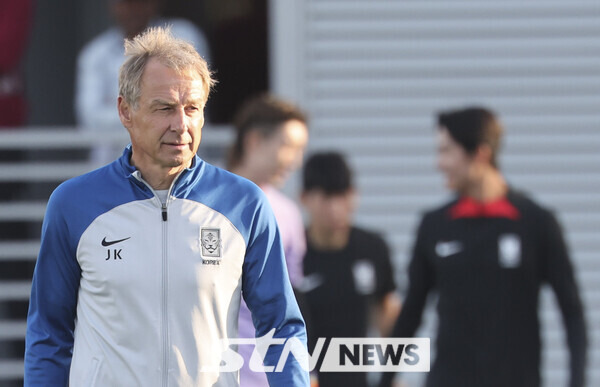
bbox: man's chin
[163,155,193,169]
[270,171,292,187]
[444,178,457,191]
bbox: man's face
[118,58,206,175]
[436,127,474,193]
[302,189,356,233]
[249,119,309,187]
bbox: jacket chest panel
[428,219,539,292]
[77,199,246,302]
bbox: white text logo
[200,330,430,373]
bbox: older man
[25,27,308,387]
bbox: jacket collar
[118,144,200,185]
[449,194,520,220]
[119,145,199,174]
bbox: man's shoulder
[349,226,389,252]
[189,163,281,242]
[351,226,384,241]
[506,188,559,224]
[50,161,136,208]
[420,196,459,220]
[187,161,268,213]
[52,166,109,199]
[198,162,263,196]
[508,188,544,210]
[44,164,127,226]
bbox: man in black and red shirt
[381,107,587,387]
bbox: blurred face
[302,189,356,233]
[118,58,206,178]
[248,119,309,187]
[436,127,475,193]
[111,0,159,39]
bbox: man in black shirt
[381,107,587,387]
[300,151,401,387]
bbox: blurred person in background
[300,151,401,387]
[227,93,310,386]
[0,0,34,205]
[25,27,308,386]
[380,107,587,387]
[75,0,210,165]
[0,0,33,128]
[0,1,35,376]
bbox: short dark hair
[302,151,353,194]
[437,107,503,168]
[227,93,308,168]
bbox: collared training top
[303,226,397,387]
[24,146,309,387]
[386,190,586,387]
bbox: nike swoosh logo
[296,273,324,293]
[101,237,131,247]
[435,241,463,258]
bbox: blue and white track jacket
[24,147,309,386]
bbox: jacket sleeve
[241,199,310,386]
[540,210,587,387]
[379,215,434,387]
[24,189,81,386]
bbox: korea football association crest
[201,228,222,265]
[498,233,521,268]
[352,260,376,295]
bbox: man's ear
[474,143,493,165]
[118,96,132,129]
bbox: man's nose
[170,108,188,133]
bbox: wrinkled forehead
[140,60,208,100]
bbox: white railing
[0,125,233,149]
[0,125,233,382]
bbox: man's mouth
[164,142,188,149]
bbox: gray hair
[118,26,215,108]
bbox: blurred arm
[541,211,587,387]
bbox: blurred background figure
[300,151,401,387]
[208,0,268,123]
[0,0,35,198]
[0,0,34,128]
[227,93,309,386]
[74,0,210,165]
[0,1,34,381]
[380,107,587,387]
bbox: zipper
[161,215,168,387]
[161,203,168,221]
[131,170,184,222]
[131,170,185,386]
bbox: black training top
[382,190,586,387]
[303,226,396,387]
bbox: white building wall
[271,1,600,385]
